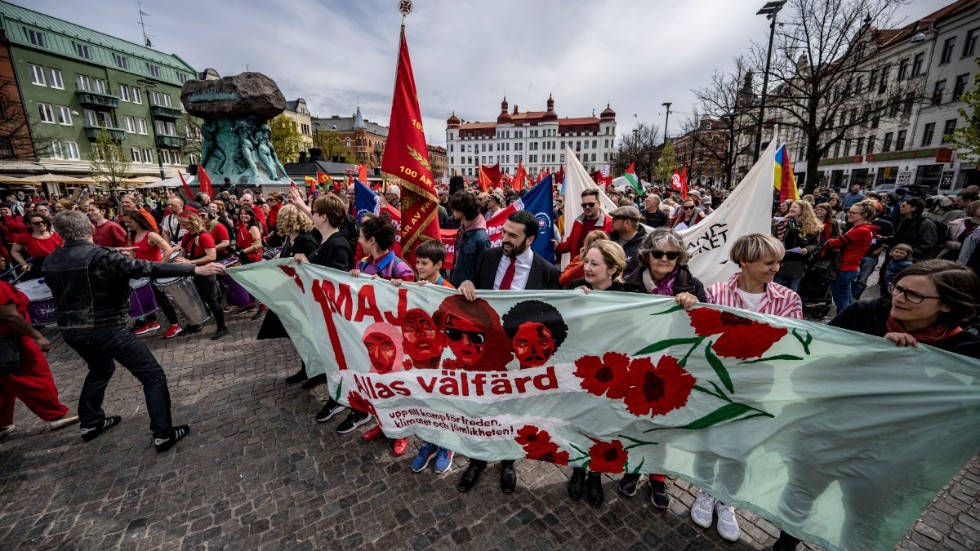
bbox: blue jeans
[851,256,879,301]
[62,324,173,438]
[831,270,860,313]
[773,274,803,292]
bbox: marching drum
[218,258,253,307]
[154,276,210,326]
[128,278,158,319]
[16,278,57,326]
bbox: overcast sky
[13,0,948,146]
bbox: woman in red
[175,212,228,340]
[824,200,877,313]
[235,209,264,264]
[11,213,63,280]
[0,255,78,440]
[123,212,183,339]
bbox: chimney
[298,151,307,163]
[309,148,322,163]
[331,155,339,163]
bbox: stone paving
[0,307,977,551]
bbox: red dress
[0,281,69,425]
[236,224,263,263]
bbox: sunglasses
[650,250,680,260]
[445,328,486,345]
[682,206,695,210]
[581,202,597,208]
[30,221,46,226]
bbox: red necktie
[498,257,516,290]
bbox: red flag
[305,176,317,195]
[481,164,501,188]
[197,165,212,198]
[514,161,528,190]
[177,172,195,200]
[555,165,564,186]
[358,164,369,185]
[317,171,329,184]
[671,167,689,199]
[477,166,492,192]
[380,25,440,265]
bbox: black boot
[457,460,486,493]
[772,531,800,551]
[585,472,604,508]
[285,365,308,384]
[568,467,586,501]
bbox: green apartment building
[0,1,200,183]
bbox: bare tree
[611,122,662,184]
[756,0,917,193]
[0,75,58,160]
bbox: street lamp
[662,102,672,144]
[754,0,786,162]
[723,112,738,188]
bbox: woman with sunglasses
[670,197,705,230]
[11,213,63,280]
[772,259,980,551]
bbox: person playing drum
[122,212,183,339]
[174,210,228,340]
[11,213,62,280]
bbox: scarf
[885,315,963,345]
[642,267,677,296]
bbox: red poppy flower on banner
[526,444,570,466]
[623,356,696,417]
[574,352,630,399]
[515,425,553,454]
[687,309,787,359]
[347,391,377,418]
[588,439,629,473]
[278,264,304,293]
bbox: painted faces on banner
[362,322,404,374]
[402,308,445,369]
[433,295,513,371]
[502,300,569,369]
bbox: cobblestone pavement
[0,307,977,551]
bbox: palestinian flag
[624,162,641,194]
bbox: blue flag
[518,175,555,263]
[354,179,379,221]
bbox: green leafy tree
[946,58,980,163]
[88,126,130,187]
[313,130,355,163]
[269,114,303,163]
[654,140,678,183]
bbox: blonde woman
[772,200,822,291]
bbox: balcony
[76,90,119,109]
[150,105,182,119]
[83,125,126,142]
[155,135,185,149]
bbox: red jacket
[827,223,878,272]
[555,212,612,257]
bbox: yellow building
[283,98,313,149]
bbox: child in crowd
[406,239,457,474]
[884,243,914,286]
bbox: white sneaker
[715,502,741,541]
[690,489,716,528]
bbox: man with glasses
[455,210,560,495]
[555,189,612,261]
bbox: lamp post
[661,102,672,144]
[724,112,737,188]
[754,0,786,162]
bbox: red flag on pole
[197,165,213,198]
[476,166,492,192]
[380,25,440,265]
[481,164,501,188]
[177,171,195,201]
[671,167,689,199]
[358,164,369,185]
[514,161,528,190]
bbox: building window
[142,148,153,163]
[942,119,957,142]
[932,80,946,105]
[55,106,72,126]
[44,68,63,89]
[76,75,91,92]
[921,122,935,146]
[178,73,189,84]
[83,109,98,126]
[855,137,864,155]
[866,136,875,154]
[37,103,55,123]
[896,130,906,151]
[903,92,914,115]
[72,42,90,59]
[124,116,135,133]
[897,58,908,80]
[911,53,924,77]
[941,38,955,64]
[953,74,969,100]
[878,66,889,94]
[64,142,80,160]
[882,132,893,152]
[833,142,841,157]
[92,78,107,94]
[119,84,130,102]
[24,28,46,47]
[113,54,129,69]
[0,138,14,158]
[137,118,147,134]
[964,28,978,57]
[27,64,48,86]
[130,147,141,162]
[49,141,63,159]
[132,88,142,104]
[146,63,161,78]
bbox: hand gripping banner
[231,262,980,551]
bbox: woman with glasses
[11,213,63,280]
[822,200,878,313]
[772,259,980,551]
[670,197,705,230]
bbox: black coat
[474,247,560,291]
[624,264,707,302]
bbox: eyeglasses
[445,328,486,344]
[581,202,597,208]
[682,206,696,210]
[650,250,680,260]
[888,283,941,304]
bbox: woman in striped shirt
[691,234,802,541]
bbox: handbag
[812,248,843,281]
[0,334,23,375]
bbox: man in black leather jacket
[44,211,226,452]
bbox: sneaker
[690,489,716,528]
[714,502,740,541]
[314,399,344,423]
[362,425,383,442]
[48,410,80,430]
[412,442,438,472]
[0,424,15,441]
[336,411,371,434]
[80,416,121,442]
[619,473,641,497]
[155,424,191,453]
[434,448,454,474]
[650,479,670,510]
[163,324,183,339]
[133,322,160,336]
[392,438,409,457]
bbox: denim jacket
[450,223,490,287]
[43,240,195,330]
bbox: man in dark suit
[456,210,560,494]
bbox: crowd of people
[0,176,978,551]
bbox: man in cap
[609,206,647,275]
